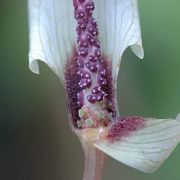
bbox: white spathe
[28,0,144,84]
[93,0,144,79]
[28,0,76,83]
[94,117,180,173]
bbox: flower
[28,0,180,174]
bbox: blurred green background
[0,0,180,180]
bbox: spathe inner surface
[65,0,144,139]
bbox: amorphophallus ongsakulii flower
[28,0,180,179]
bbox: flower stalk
[81,141,106,180]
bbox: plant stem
[81,141,106,180]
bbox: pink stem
[81,141,106,180]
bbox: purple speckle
[77,57,84,67]
[87,24,98,36]
[89,17,97,27]
[99,69,106,77]
[94,48,101,57]
[88,62,98,72]
[78,0,86,3]
[91,86,101,94]
[77,91,84,107]
[96,93,104,101]
[77,20,87,31]
[79,47,88,57]
[77,69,90,78]
[86,34,95,45]
[108,116,145,141]
[85,1,95,16]
[65,49,81,127]
[87,94,96,103]
[88,55,96,62]
[75,9,85,19]
[78,78,92,89]
[88,89,107,103]
[97,75,107,86]
[78,37,88,47]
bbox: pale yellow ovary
[76,127,108,143]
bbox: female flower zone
[28,0,180,179]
